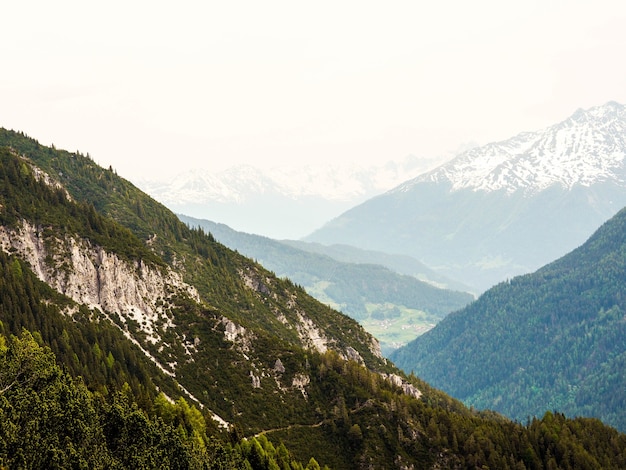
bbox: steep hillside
[2,129,626,468]
[180,215,473,355]
[0,131,383,365]
[306,102,626,291]
[391,206,626,432]
[0,329,325,469]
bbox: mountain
[391,205,626,432]
[280,240,472,292]
[136,155,444,239]
[306,101,626,291]
[179,215,473,356]
[2,128,626,468]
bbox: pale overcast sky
[2,1,626,180]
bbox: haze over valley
[3,109,626,466]
[306,102,626,291]
[136,154,447,239]
[168,101,626,359]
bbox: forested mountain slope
[1,128,626,468]
[391,206,626,432]
[179,215,473,356]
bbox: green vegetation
[0,330,324,469]
[361,303,437,354]
[0,130,383,369]
[0,247,171,402]
[281,240,471,292]
[391,206,626,432]
[4,327,626,469]
[0,147,162,267]
[1,129,626,467]
[179,215,473,355]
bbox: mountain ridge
[2,128,626,468]
[306,101,626,291]
[400,101,626,194]
[179,214,473,356]
[390,204,626,432]
[140,155,444,204]
[136,155,446,239]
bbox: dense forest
[1,128,626,468]
[0,330,328,469]
[4,322,626,469]
[391,205,626,432]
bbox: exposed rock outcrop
[221,317,254,353]
[0,220,199,346]
[294,311,329,353]
[382,373,422,400]
[273,358,285,373]
[250,371,261,388]
[292,373,310,398]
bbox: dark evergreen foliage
[0,331,316,469]
[392,207,626,431]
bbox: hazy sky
[3,1,626,181]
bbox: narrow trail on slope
[253,400,375,437]
[253,420,326,438]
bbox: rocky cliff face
[237,264,383,362]
[0,136,399,445]
[0,220,198,348]
[0,219,385,399]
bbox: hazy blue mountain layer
[307,102,626,291]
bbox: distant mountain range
[391,204,626,432]
[136,155,446,239]
[179,215,473,356]
[306,101,626,291]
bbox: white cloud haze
[2,1,626,180]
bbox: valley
[391,203,626,432]
[179,214,472,356]
[2,102,626,468]
[4,1,626,466]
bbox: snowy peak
[398,101,626,194]
[565,100,625,124]
[139,165,277,205]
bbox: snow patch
[135,154,446,206]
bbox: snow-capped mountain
[135,155,444,239]
[307,102,626,291]
[139,155,442,205]
[399,101,626,194]
[139,165,276,205]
